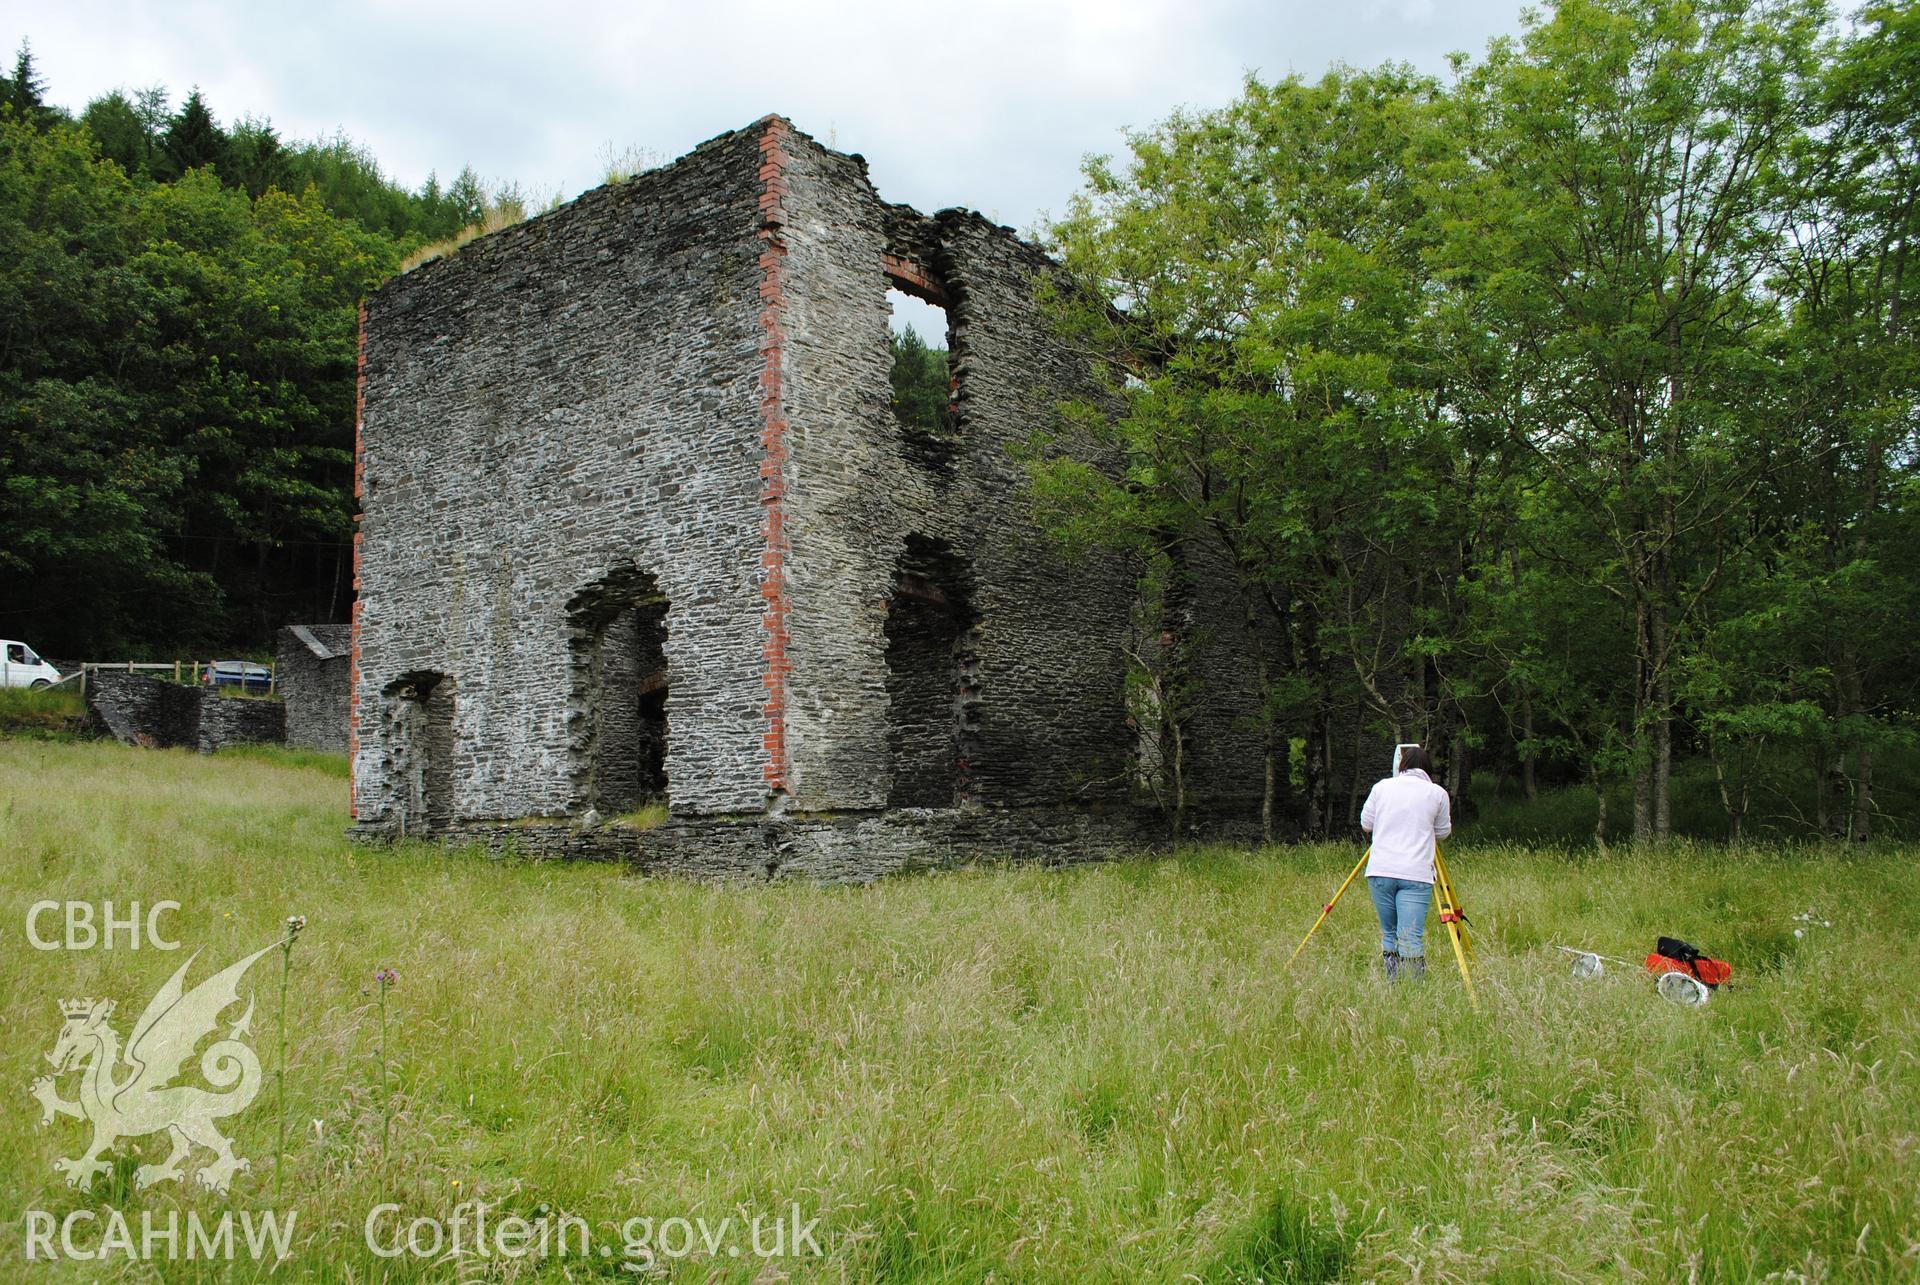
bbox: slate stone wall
[1166,538,1274,812]
[195,691,287,753]
[771,128,1267,816]
[432,807,1202,884]
[87,671,202,749]
[352,125,771,832]
[277,625,351,753]
[773,137,1141,812]
[351,116,1268,873]
[87,670,285,753]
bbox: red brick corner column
[755,117,793,799]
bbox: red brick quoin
[756,117,793,797]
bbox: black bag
[1650,936,1731,988]
[1657,936,1705,965]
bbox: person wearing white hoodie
[1359,745,1452,980]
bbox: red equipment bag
[1646,935,1732,988]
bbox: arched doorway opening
[567,565,670,818]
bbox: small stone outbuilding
[277,624,352,753]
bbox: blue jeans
[1368,876,1433,959]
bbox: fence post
[174,660,181,683]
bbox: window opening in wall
[384,672,455,836]
[567,566,670,819]
[887,286,954,439]
[1123,551,1195,833]
[883,534,980,808]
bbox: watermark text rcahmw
[24,1209,296,1261]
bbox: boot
[1404,954,1426,980]
[1382,950,1400,980]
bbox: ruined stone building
[278,624,352,752]
[349,116,1263,879]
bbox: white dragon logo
[31,942,275,1194]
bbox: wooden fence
[67,662,277,697]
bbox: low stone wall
[346,803,1263,884]
[196,691,287,753]
[85,671,202,748]
[87,670,286,753]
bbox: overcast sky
[7,0,1528,223]
[8,0,1526,337]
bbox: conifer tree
[3,39,60,130]
[159,87,228,179]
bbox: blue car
[202,660,274,694]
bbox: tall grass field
[1,738,1915,1281]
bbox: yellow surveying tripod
[1284,841,1478,1009]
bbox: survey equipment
[1555,942,1720,1006]
[1553,945,1637,978]
[1285,839,1477,1009]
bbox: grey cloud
[7,0,1521,232]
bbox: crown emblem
[60,998,99,1019]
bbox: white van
[2,641,62,689]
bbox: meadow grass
[610,800,670,831]
[0,738,1915,1281]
